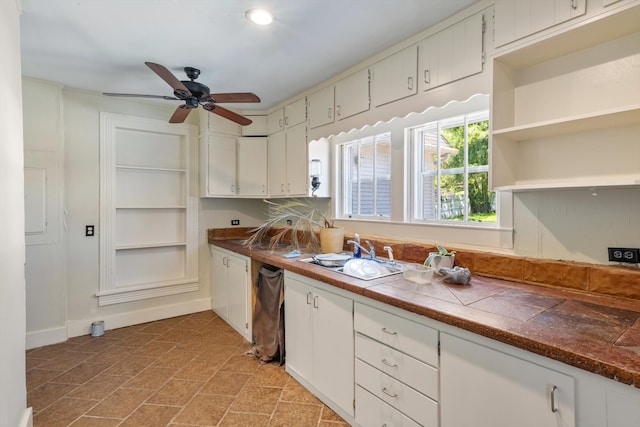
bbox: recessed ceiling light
[245,8,274,26]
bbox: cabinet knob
[336,105,341,117]
[570,0,577,9]
[381,327,398,335]
[313,295,319,308]
[328,107,332,119]
[306,292,313,304]
[424,69,430,84]
[381,358,398,368]
[407,76,413,90]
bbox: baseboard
[26,298,212,349]
[25,326,67,350]
[19,407,33,427]
[67,297,212,338]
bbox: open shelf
[493,105,640,141]
[490,7,640,192]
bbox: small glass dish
[401,263,434,285]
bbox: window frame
[410,110,493,225]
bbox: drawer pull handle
[306,292,313,305]
[550,385,558,413]
[381,358,397,368]
[381,387,398,398]
[381,328,397,335]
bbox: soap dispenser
[353,234,362,258]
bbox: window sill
[335,218,514,250]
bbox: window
[341,132,391,218]
[411,111,495,224]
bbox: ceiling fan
[103,62,260,125]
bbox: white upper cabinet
[372,46,418,107]
[308,85,335,129]
[494,0,586,47]
[268,98,306,134]
[237,137,267,197]
[204,133,237,196]
[268,123,308,197]
[419,12,484,91]
[335,68,370,120]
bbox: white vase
[319,227,345,253]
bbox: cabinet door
[211,248,228,319]
[373,46,418,107]
[285,123,308,196]
[336,68,370,120]
[284,98,307,128]
[494,0,585,47]
[308,85,335,129]
[441,333,575,427]
[206,134,236,196]
[419,34,439,90]
[267,109,285,134]
[226,253,249,338]
[268,132,287,196]
[284,277,314,383]
[237,137,267,196]
[452,13,483,81]
[313,286,354,417]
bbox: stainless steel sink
[300,257,403,281]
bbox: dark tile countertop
[210,236,640,389]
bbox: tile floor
[26,311,349,427]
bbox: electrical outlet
[231,219,240,226]
[608,247,640,263]
[85,225,95,237]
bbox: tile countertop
[209,236,640,389]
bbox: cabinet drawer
[355,385,421,427]
[356,359,438,427]
[354,302,438,366]
[356,333,438,400]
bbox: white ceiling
[20,0,479,110]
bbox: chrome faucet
[347,239,376,259]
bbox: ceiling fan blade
[203,104,252,126]
[169,106,193,123]
[103,93,180,100]
[145,62,192,98]
[209,93,261,103]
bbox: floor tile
[27,311,346,427]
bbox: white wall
[22,82,216,347]
[1,0,31,425]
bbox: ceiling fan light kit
[103,62,260,125]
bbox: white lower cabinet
[211,246,251,341]
[440,333,575,427]
[284,272,354,421]
[354,302,439,427]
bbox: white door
[440,333,575,427]
[285,123,308,196]
[284,277,314,383]
[336,68,370,120]
[373,46,418,107]
[313,287,354,417]
[268,131,286,196]
[237,137,267,196]
[211,248,228,319]
[308,85,335,129]
[207,134,236,196]
[226,252,248,337]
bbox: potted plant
[424,244,456,270]
[244,198,344,253]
